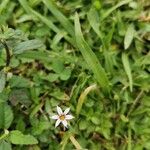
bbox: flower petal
[64,108,70,115]
[55,119,61,128]
[51,115,59,120]
[57,106,63,115]
[65,115,74,120]
[62,120,68,128]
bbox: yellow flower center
[59,115,65,121]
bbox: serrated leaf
[0,71,6,93]
[10,130,38,145]
[124,24,134,49]
[13,39,43,54]
[0,102,14,129]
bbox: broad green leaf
[0,71,6,93]
[60,68,71,81]
[0,140,12,150]
[9,89,31,106]
[32,121,50,135]
[91,116,100,125]
[124,24,135,49]
[122,53,133,92]
[74,13,110,93]
[9,75,30,88]
[42,0,74,37]
[10,130,38,145]
[13,39,43,54]
[0,102,13,129]
[52,59,64,74]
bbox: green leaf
[87,8,101,38]
[74,13,110,93]
[9,89,31,106]
[52,59,64,74]
[9,75,30,88]
[124,24,135,49]
[0,71,6,93]
[10,130,38,145]
[0,140,12,150]
[18,0,58,33]
[19,0,75,46]
[91,116,100,125]
[122,53,133,92]
[60,68,71,81]
[0,102,14,129]
[13,39,43,54]
[76,84,97,116]
[79,121,88,130]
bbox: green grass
[0,0,150,150]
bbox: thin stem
[1,40,11,67]
[127,90,144,117]
[0,27,11,67]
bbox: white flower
[51,106,74,128]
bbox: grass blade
[19,0,58,33]
[87,8,101,38]
[19,0,75,46]
[74,13,110,93]
[76,84,97,116]
[101,0,132,21]
[42,0,74,37]
[122,53,133,92]
[124,24,135,49]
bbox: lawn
[0,0,150,149]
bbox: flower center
[59,115,65,121]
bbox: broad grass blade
[124,24,134,49]
[76,84,97,116]
[75,13,110,93]
[122,53,133,92]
